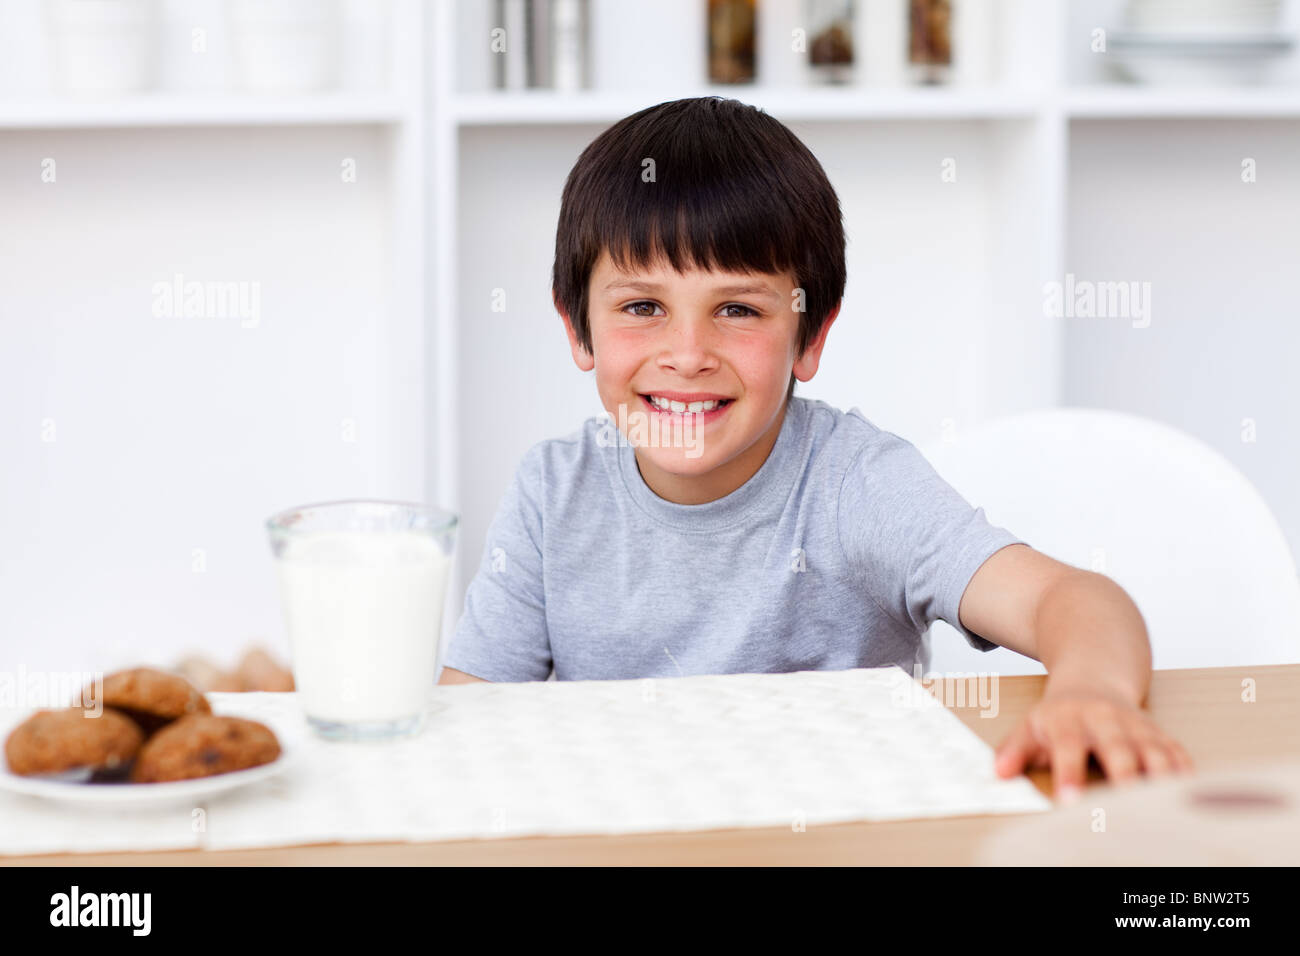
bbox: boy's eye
[620,301,759,318]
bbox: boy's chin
[637,446,713,473]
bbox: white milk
[275,529,452,723]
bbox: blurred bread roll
[174,654,244,693]
[235,646,295,692]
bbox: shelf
[1063,86,1300,118]
[9,86,1299,130]
[0,93,411,129]
[452,87,1046,126]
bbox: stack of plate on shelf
[1110,0,1295,85]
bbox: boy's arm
[438,667,489,685]
[957,543,1194,799]
[438,443,554,682]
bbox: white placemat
[0,667,1050,855]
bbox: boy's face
[561,249,837,504]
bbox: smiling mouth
[637,394,734,414]
[636,393,734,421]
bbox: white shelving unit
[450,87,1047,124]
[1063,87,1300,117]
[3,0,1297,671]
[0,94,409,128]
[0,0,442,671]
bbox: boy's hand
[992,682,1195,804]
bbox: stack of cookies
[4,667,281,784]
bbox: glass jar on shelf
[806,0,855,84]
[908,0,952,84]
[708,0,757,84]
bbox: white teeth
[647,395,723,413]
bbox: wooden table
[7,664,1297,866]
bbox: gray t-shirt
[442,396,1023,682]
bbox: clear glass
[266,499,457,742]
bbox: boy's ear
[556,291,595,372]
[792,302,840,384]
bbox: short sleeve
[837,434,1025,652]
[440,444,553,681]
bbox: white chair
[917,408,1300,675]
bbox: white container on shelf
[157,0,230,94]
[229,0,340,93]
[548,0,589,91]
[953,0,999,86]
[47,0,160,96]
[860,0,907,87]
[496,0,527,90]
[1123,0,1284,34]
[340,0,390,92]
[1108,32,1294,86]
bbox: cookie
[87,667,210,734]
[4,707,144,777]
[129,714,281,783]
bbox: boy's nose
[656,316,719,374]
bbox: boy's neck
[632,401,788,506]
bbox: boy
[439,96,1193,803]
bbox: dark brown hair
[552,96,847,403]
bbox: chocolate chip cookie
[129,714,281,783]
[4,707,144,777]
[88,667,211,734]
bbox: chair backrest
[917,408,1300,675]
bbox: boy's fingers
[1046,730,1090,803]
[1082,708,1142,784]
[1166,739,1196,773]
[1137,742,1174,776]
[1125,713,1195,776]
[994,721,1037,777]
[1091,726,1141,784]
[1123,723,1178,777]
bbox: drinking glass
[266,499,457,741]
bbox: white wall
[1064,118,1300,565]
[455,124,604,598]
[0,0,421,677]
[0,124,403,674]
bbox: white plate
[1109,31,1294,85]
[1110,31,1294,50]
[0,721,298,810]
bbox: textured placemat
[0,667,1050,855]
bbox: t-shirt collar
[617,396,806,532]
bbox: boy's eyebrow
[601,279,782,301]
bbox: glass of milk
[266,499,457,741]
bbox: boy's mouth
[637,392,734,423]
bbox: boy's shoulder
[516,407,610,473]
[507,408,619,502]
[798,395,881,446]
